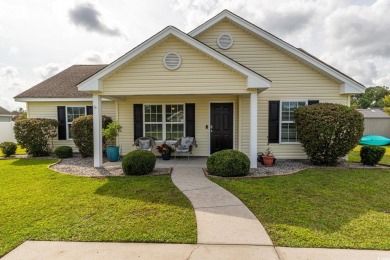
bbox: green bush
[72,115,112,157]
[55,146,73,158]
[360,145,385,166]
[207,149,250,177]
[0,142,17,157]
[14,118,58,157]
[122,150,156,175]
[294,103,364,166]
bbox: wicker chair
[133,137,155,151]
[173,137,197,159]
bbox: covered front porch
[92,92,261,168]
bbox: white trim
[77,26,270,92]
[15,98,112,102]
[93,95,103,167]
[249,91,258,168]
[0,114,13,117]
[142,103,186,141]
[279,100,307,144]
[189,10,365,94]
[208,101,236,156]
[65,106,87,140]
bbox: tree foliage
[294,103,364,165]
[14,118,58,156]
[351,86,389,108]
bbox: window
[144,104,184,140]
[66,106,86,139]
[280,101,306,143]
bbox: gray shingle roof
[15,65,107,99]
[357,109,390,118]
[0,106,12,115]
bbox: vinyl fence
[363,118,390,138]
[0,122,16,143]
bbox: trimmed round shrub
[294,103,364,166]
[55,146,73,158]
[207,149,250,177]
[14,118,58,157]
[360,145,385,166]
[122,150,156,175]
[0,142,17,157]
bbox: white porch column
[93,94,103,167]
[250,90,258,168]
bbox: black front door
[210,103,233,154]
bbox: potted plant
[262,145,275,167]
[156,142,175,160]
[102,121,122,162]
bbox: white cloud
[0,66,27,110]
[9,46,20,55]
[33,63,62,80]
[73,49,116,64]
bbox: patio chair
[173,137,197,160]
[133,137,155,152]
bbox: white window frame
[66,106,87,140]
[279,100,307,144]
[143,103,185,141]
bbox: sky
[1,0,389,111]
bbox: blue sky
[0,0,388,110]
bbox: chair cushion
[181,137,193,149]
[139,139,150,149]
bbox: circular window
[217,33,233,49]
[163,52,181,70]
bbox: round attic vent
[163,52,181,70]
[217,33,233,49]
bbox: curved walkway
[171,160,273,246]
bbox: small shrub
[55,146,73,158]
[122,150,156,175]
[72,115,113,157]
[0,142,17,157]
[360,145,385,166]
[14,118,58,157]
[294,103,364,166]
[207,149,250,177]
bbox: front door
[210,103,233,154]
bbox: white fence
[0,122,16,143]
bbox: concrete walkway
[170,158,273,245]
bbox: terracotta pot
[262,155,274,167]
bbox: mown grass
[212,168,390,249]
[0,159,196,257]
[348,145,390,165]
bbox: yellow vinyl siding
[27,101,116,151]
[118,95,238,156]
[196,19,348,158]
[102,35,247,95]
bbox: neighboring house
[357,109,390,138]
[0,106,13,122]
[15,10,365,167]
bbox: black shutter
[308,100,319,105]
[134,104,143,140]
[57,106,67,140]
[86,106,93,115]
[268,101,280,143]
[185,103,195,137]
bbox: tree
[351,86,389,108]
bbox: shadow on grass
[9,158,58,166]
[94,176,193,209]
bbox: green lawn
[0,146,26,157]
[212,169,390,250]
[348,145,390,165]
[0,159,196,257]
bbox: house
[357,109,390,138]
[15,10,365,167]
[0,106,13,122]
